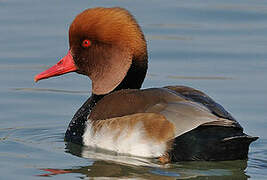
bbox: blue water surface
[0,0,267,179]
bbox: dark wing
[164,85,242,129]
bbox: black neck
[115,56,148,91]
[91,57,148,105]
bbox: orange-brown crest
[69,7,146,57]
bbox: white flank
[83,121,166,158]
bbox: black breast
[65,94,104,144]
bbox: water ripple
[166,75,234,80]
[12,88,89,94]
[147,35,193,41]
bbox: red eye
[82,39,91,48]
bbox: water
[1,0,267,179]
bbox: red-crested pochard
[35,7,257,163]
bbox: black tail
[170,126,258,161]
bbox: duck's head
[35,7,148,95]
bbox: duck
[34,7,258,163]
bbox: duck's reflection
[38,142,249,179]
